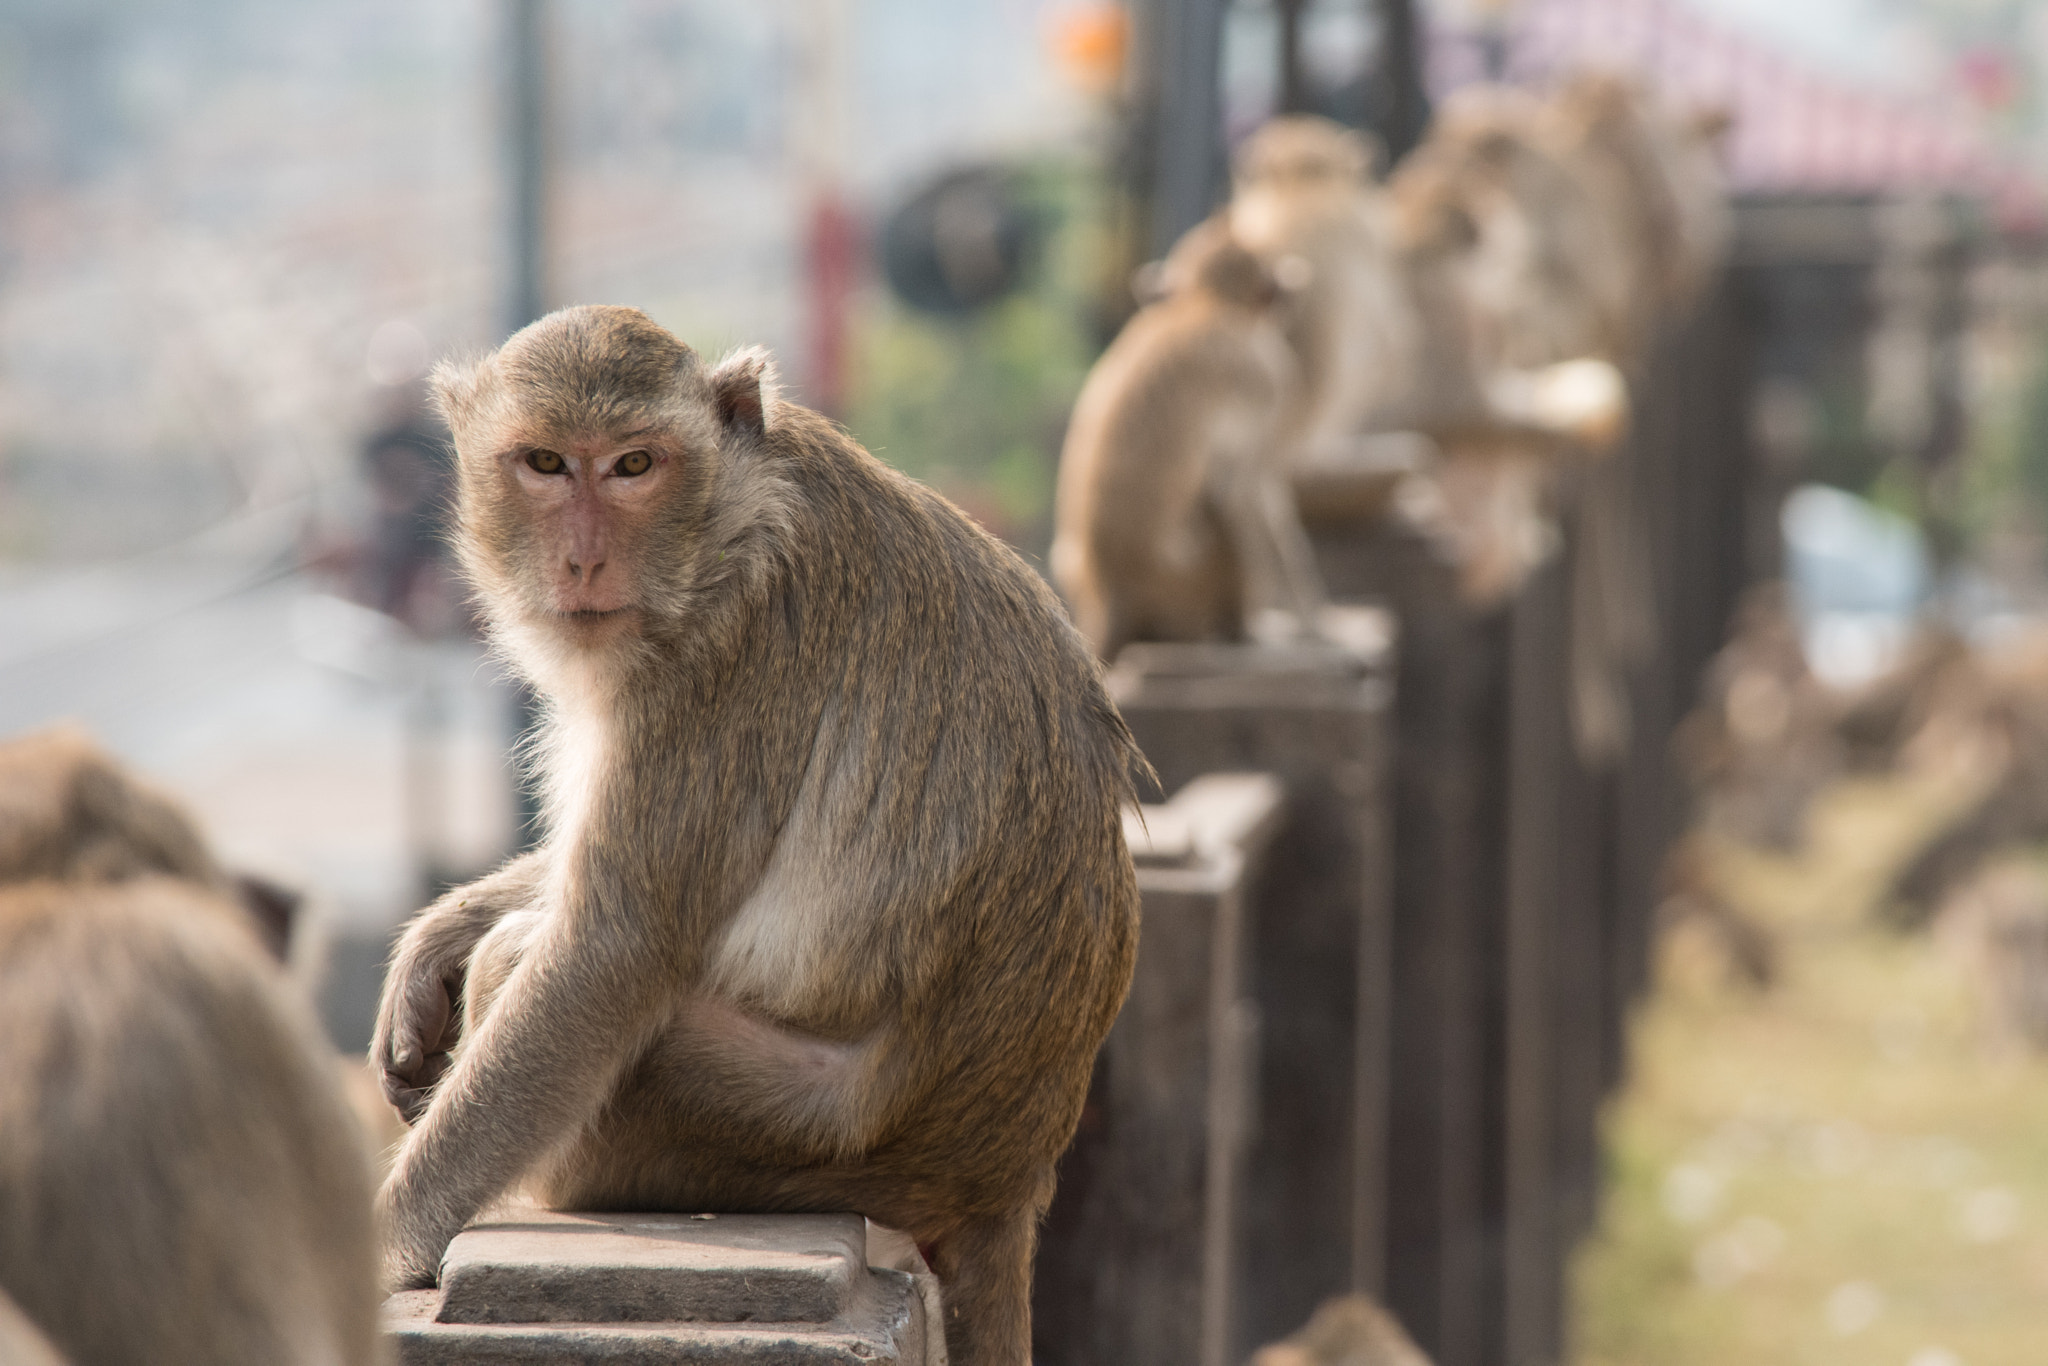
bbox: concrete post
[1035,773,1288,1366]
[1099,624,1397,1361]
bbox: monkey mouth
[551,606,641,636]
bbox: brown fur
[0,877,381,1366]
[1394,86,1633,370]
[0,726,233,893]
[0,1289,65,1366]
[1050,215,1325,658]
[1229,117,1422,462]
[373,305,1143,1364]
[0,725,310,963]
[1552,71,1731,333]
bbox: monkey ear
[428,357,489,433]
[709,346,778,438]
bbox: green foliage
[842,159,1112,560]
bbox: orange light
[1048,5,1128,95]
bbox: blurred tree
[845,158,1110,560]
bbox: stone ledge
[436,1210,864,1325]
[384,1207,936,1365]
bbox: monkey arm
[373,852,548,1124]
[377,867,677,1289]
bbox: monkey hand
[372,948,463,1126]
[370,863,543,1124]
[376,1182,450,1291]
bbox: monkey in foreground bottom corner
[0,878,382,1366]
[371,305,1144,1364]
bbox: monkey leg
[542,1004,1046,1366]
[373,852,548,1124]
[462,908,546,1044]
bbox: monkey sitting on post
[371,305,1144,1365]
[1051,215,1328,659]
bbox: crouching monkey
[1050,216,1326,659]
[0,878,382,1366]
[372,305,1144,1365]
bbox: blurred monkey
[1252,1294,1434,1366]
[1230,117,1419,465]
[0,726,307,964]
[372,305,1143,1365]
[0,877,382,1366]
[1052,215,1327,657]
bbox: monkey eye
[526,449,567,475]
[614,450,653,477]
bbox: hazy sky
[1687,0,1940,86]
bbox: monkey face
[496,429,676,639]
[432,308,780,679]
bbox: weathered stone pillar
[1088,625,1397,1362]
[1035,772,1288,1366]
[385,1206,938,1363]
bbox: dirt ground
[1574,760,2048,1366]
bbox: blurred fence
[1034,223,1781,1365]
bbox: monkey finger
[380,1051,450,1119]
[383,1080,437,1127]
[381,972,456,1072]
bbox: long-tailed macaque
[0,877,382,1366]
[372,305,1142,1364]
[1550,71,1731,346]
[1051,215,1326,658]
[1228,117,1418,464]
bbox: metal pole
[1370,0,1429,165]
[1277,0,1309,116]
[1133,0,1230,258]
[506,0,549,337]
[504,0,550,851]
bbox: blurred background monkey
[0,877,383,1366]
[0,725,310,967]
[1051,216,1327,659]
[372,306,1142,1365]
[1251,1294,1435,1366]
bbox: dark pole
[1369,0,1429,165]
[1131,0,1230,259]
[505,0,549,851]
[506,0,548,337]
[1277,0,1309,115]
